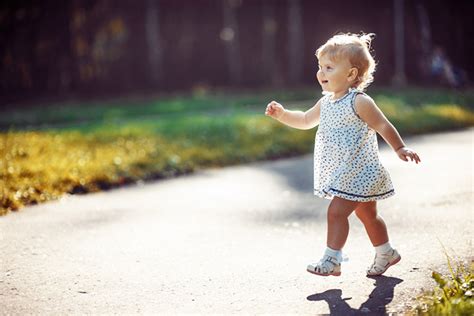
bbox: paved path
[1,128,473,315]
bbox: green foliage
[0,89,319,131]
[0,116,315,215]
[1,88,474,215]
[412,255,474,316]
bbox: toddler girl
[265,33,421,277]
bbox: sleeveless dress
[313,88,395,202]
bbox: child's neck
[331,88,352,100]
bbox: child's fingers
[406,151,420,164]
[411,154,419,164]
[413,153,421,163]
[414,153,421,163]
[399,153,408,162]
[265,101,282,118]
[398,148,421,164]
[268,101,279,109]
[266,103,277,113]
[265,105,276,117]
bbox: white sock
[375,241,393,255]
[324,246,342,263]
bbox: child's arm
[355,94,421,164]
[264,98,322,130]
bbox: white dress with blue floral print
[313,88,395,202]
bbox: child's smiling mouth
[321,80,329,84]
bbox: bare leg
[327,197,360,250]
[354,201,389,246]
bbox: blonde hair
[316,33,376,91]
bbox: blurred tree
[145,0,163,87]
[262,1,278,86]
[222,0,242,85]
[288,0,304,85]
[392,0,407,87]
[416,2,431,60]
[1,0,472,104]
[70,0,129,91]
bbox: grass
[409,253,474,315]
[1,116,314,214]
[0,88,319,131]
[1,87,474,215]
[2,87,473,131]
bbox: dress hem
[314,188,395,202]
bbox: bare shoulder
[354,93,378,115]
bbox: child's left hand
[396,146,421,164]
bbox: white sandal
[366,249,401,276]
[307,255,341,276]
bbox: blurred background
[1,0,472,104]
[1,0,473,215]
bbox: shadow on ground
[307,276,403,315]
[259,154,313,194]
[249,155,329,225]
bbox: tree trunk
[145,0,163,87]
[59,1,74,93]
[222,0,242,85]
[288,0,304,85]
[262,1,277,86]
[415,1,432,78]
[392,0,406,87]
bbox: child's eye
[326,66,332,70]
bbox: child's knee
[355,207,377,222]
[327,204,351,221]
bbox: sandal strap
[368,250,396,272]
[315,255,339,273]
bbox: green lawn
[1,87,474,215]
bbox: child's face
[317,54,356,94]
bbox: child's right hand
[265,101,285,120]
[396,146,421,164]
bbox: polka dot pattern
[313,89,395,202]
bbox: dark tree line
[1,0,472,104]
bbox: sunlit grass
[0,89,321,130]
[1,88,474,215]
[0,115,315,215]
[409,254,474,315]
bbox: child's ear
[348,67,358,82]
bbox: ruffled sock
[324,246,343,263]
[374,241,393,255]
